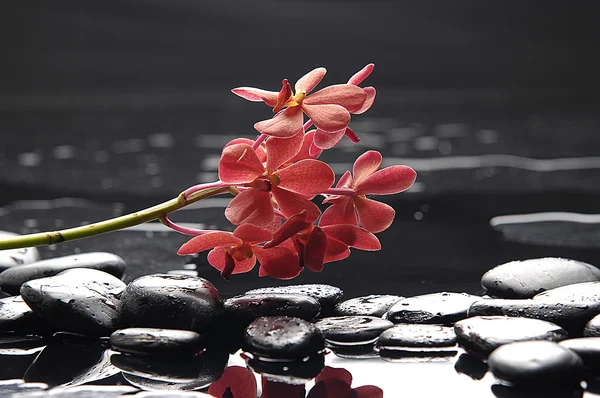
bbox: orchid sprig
[0,64,416,281]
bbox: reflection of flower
[207,365,383,398]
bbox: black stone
[559,337,600,369]
[111,354,210,383]
[245,284,343,317]
[224,293,321,324]
[454,316,568,358]
[109,328,204,358]
[0,252,126,295]
[246,353,325,384]
[0,295,50,333]
[584,314,600,337]
[329,344,381,359]
[468,298,600,336]
[378,347,457,362]
[488,340,584,387]
[0,231,40,272]
[384,292,479,325]
[314,316,393,345]
[454,353,489,380]
[534,281,600,302]
[491,384,584,398]
[243,316,325,360]
[376,324,456,349]
[481,258,600,299]
[334,294,403,317]
[119,274,222,335]
[20,268,125,336]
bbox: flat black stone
[0,252,126,295]
[559,337,600,369]
[224,293,321,324]
[246,353,325,384]
[488,340,584,387]
[0,295,49,333]
[20,268,126,336]
[334,295,403,317]
[468,299,600,336]
[379,347,458,362]
[243,316,325,360]
[481,257,600,299]
[376,324,456,349]
[584,314,600,337]
[109,328,204,358]
[534,281,600,302]
[454,316,568,358]
[119,274,222,335]
[384,292,479,325]
[314,316,393,345]
[244,284,343,317]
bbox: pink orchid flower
[232,67,369,138]
[177,223,301,280]
[208,366,257,398]
[312,64,377,151]
[320,151,417,233]
[219,142,334,227]
[307,366,384,398]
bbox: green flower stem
[0,186,232,251]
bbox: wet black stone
[334,294,403,317]
[0,295,50,333]
[559,337,600,369]
[454,353,489,380]
[109,328,204,358]
[468,299,600,336]
[119,274,222,335]
[488,340,584,387]
[111,354,209,383]
[314,316,393,345]
[244,284,343,317]
[481,258,600,299]
[224,293,321,324]
[0,231,40,271]
[378,347,458,362]
[534,281,600,302]
[20,268,125,336]
[329,344,381,359]
[246,353,325,384]
[0,252,126,295]
[584,314,600,337]
[376,324,456,349]
[384,292,479,325]
[454,316,568,358]
[491,384,584,398]
[243,316,325,360]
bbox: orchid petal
[324,238,351,263]
[231,87,278,107]
[308,141,322,157]
[319,197,357,227]
[207,247,256,275]
[289,129,321,162]
[233,224,273,243]
[254,106,304,138]
[302,103,350,133]
[352,150,382,187]
[208,366,257,398]
[264,211,311,249]
[219,143,265,184]
[304,84,367,113]
[353,87,376,114]
[266,129,304,174]
[347,386,384,398]
[225,188,274,226]
[344,127,360,143]
[321,224,381,250]
[304,227,327,272]
[316,366,353,386]
[337,170,353,188]
[353,196,395,233]
[225,138,266,162]
[347,63,375,86]
[177,232,240,255]
[356,165,417,195]
[276,159,334,195]
[295,67,327,94]
[313,128,347,150]
[254,246,302,280]
[271,187,321,222]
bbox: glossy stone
[454,316,568,357]
[224,293,321,324]
[0,231,40,271]
[488,340,584,387]
[20,268,125,336]
[314,316,393,345]
[246,353,325,384]
[377,324,456,349]
[534,281,600,302]
[245,284,343,317]
[559,337,600,369]
[584,314,600,337]
[109,328,204,358]
[384,292,479,325]
[468,299,600,335]
[481,257,600,299]
[0,252,126,295]
[454,353,488,380]
[0,295,49,333]
[334,294,403,317]
[119,274,222,335]
[243,316,325,360]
